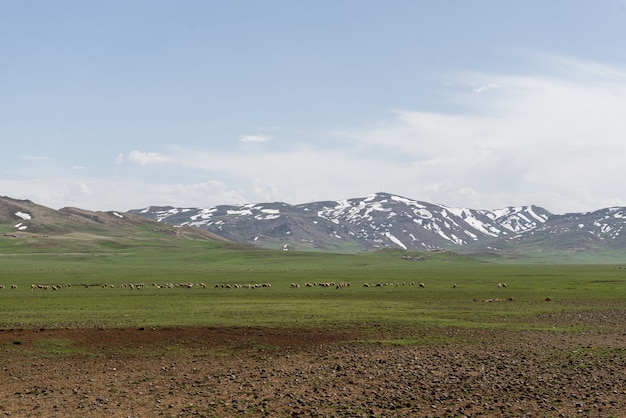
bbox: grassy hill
[0,196,229,254]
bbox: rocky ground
[1,319,625,417]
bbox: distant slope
[0,196,229,252]
[465,207,626,262]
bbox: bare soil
[1,322,625,417]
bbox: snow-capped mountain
[129,192,553,253]
[468,206,626,258]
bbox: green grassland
[1,232,625,335]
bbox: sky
[2,1,626,214]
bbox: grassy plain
[1,237,625,335]
[3,201,626,416]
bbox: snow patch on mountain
[384,232,406,249]
[15,211,32,220]
[445,207,499,237]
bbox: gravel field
[1,317,625,417]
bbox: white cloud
[473,82,498,93]
[239,134,273,143]
[19,155,51,161]
[127,150,172,166]
[0,177,246,211]
[107,54,626,214]
[4,54,626,214]
[328,55,626,212]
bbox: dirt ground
[1,323,625,417]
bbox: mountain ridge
[131,192,607,256]
[129,192,626,260]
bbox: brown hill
[0,196,229,243]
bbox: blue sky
[2,1,626,213]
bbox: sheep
[418,282,425,288]
[452,283,457,288]
[11,284,17,289]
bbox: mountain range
[129,192,626,262]
[2,193,624,262]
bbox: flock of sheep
[16,282,270,291]
[1,280,558,302]
[362,281,423,288]
[0,281,521,293]
[2,282,205,291]
[214,283,272,289]
[290,281,349,288]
